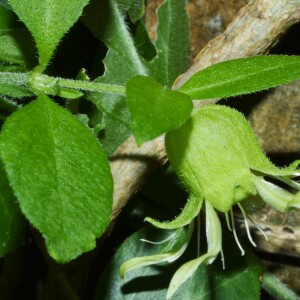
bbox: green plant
[0,0,299,299]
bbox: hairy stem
[31,73,126,96]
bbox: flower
[120,105,300,299]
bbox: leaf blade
[179,55,300,99]
[126,75,193,145]
[9,0,89,71]
[0,94,113,262]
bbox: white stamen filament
[238,203,257,247]
[230,209,245,256]
[247,215,269,241]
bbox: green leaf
[0,161,24,257]
[179,55,300,99]
[147,0,190,87]
[0,94,113,262]
[126,75,192,145]
[83,0,148,155]
[8,0,90,72]
[0,29,36,68]
[96,227,263,299]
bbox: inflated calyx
[120,105,300,299]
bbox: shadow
[218,89,272,117]
[270,22,300,56]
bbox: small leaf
[8,0,90,71]
[179,55,300,99]
[126,75,192,145]
[0,161,24,257]
[0,94,113,262]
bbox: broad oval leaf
[0,94,113,262]
[0,161,24,257]
[8,0,89,71]
[179,55,300,100]
[126,75,193,145]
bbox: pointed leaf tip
[9,0,90,71]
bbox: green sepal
[145,194,203,229]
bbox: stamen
[230,209,245,256]
[225,212,232,231]
[238,203,257,247]
[247,215,269,241]
[140,229,178,245]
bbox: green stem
[262,271,300,300]
[0,71,126,99]
[32,73,126,97]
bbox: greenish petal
[166,201,222,299]
[120,222,194,279]
[253,176,297,212]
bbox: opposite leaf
[179,55,300,99]
[8,0,89,72]
[126,75,192,145]
[0,94,113,263]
